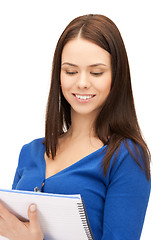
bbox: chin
[71,107,100,117]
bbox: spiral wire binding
[77,198,94,240]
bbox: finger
[28,204,41,230]
[0,201,23,239]
[0,201,14,220]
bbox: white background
[0,0,165,239]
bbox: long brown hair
[44,14,151,180]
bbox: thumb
[28,204,41,230]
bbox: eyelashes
[66,71,77,75]
[91,72,103,76]
[65,71,104,76]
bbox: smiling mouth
[73,94,96,100]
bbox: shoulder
[21,137,45,152]
[112,138,146,170]
[18,137,45,166]
[108,139,151,191]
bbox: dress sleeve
[12,145,25,189]
[12,166,21,189]
[101,147,151,240]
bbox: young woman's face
[60,38,112,117]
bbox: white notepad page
[0,189,93,240]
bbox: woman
[0,14,151,239]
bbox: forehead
[61,38,111,66]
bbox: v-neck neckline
[41,143,107,181]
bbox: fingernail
[30,204,36,212]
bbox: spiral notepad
[0,189,94,240]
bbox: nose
[76,72,91,89]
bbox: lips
[72,93,96,101]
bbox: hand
[0,201,44,240]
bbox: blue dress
[12,137,151,240]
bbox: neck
[67,110,98,140]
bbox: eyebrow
[61,62,107,67]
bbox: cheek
[97,76,112,96]
[60,73,73,91]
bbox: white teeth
[75,94,94,100]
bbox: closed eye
[91,72,104,76]
[66,71,78,75]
